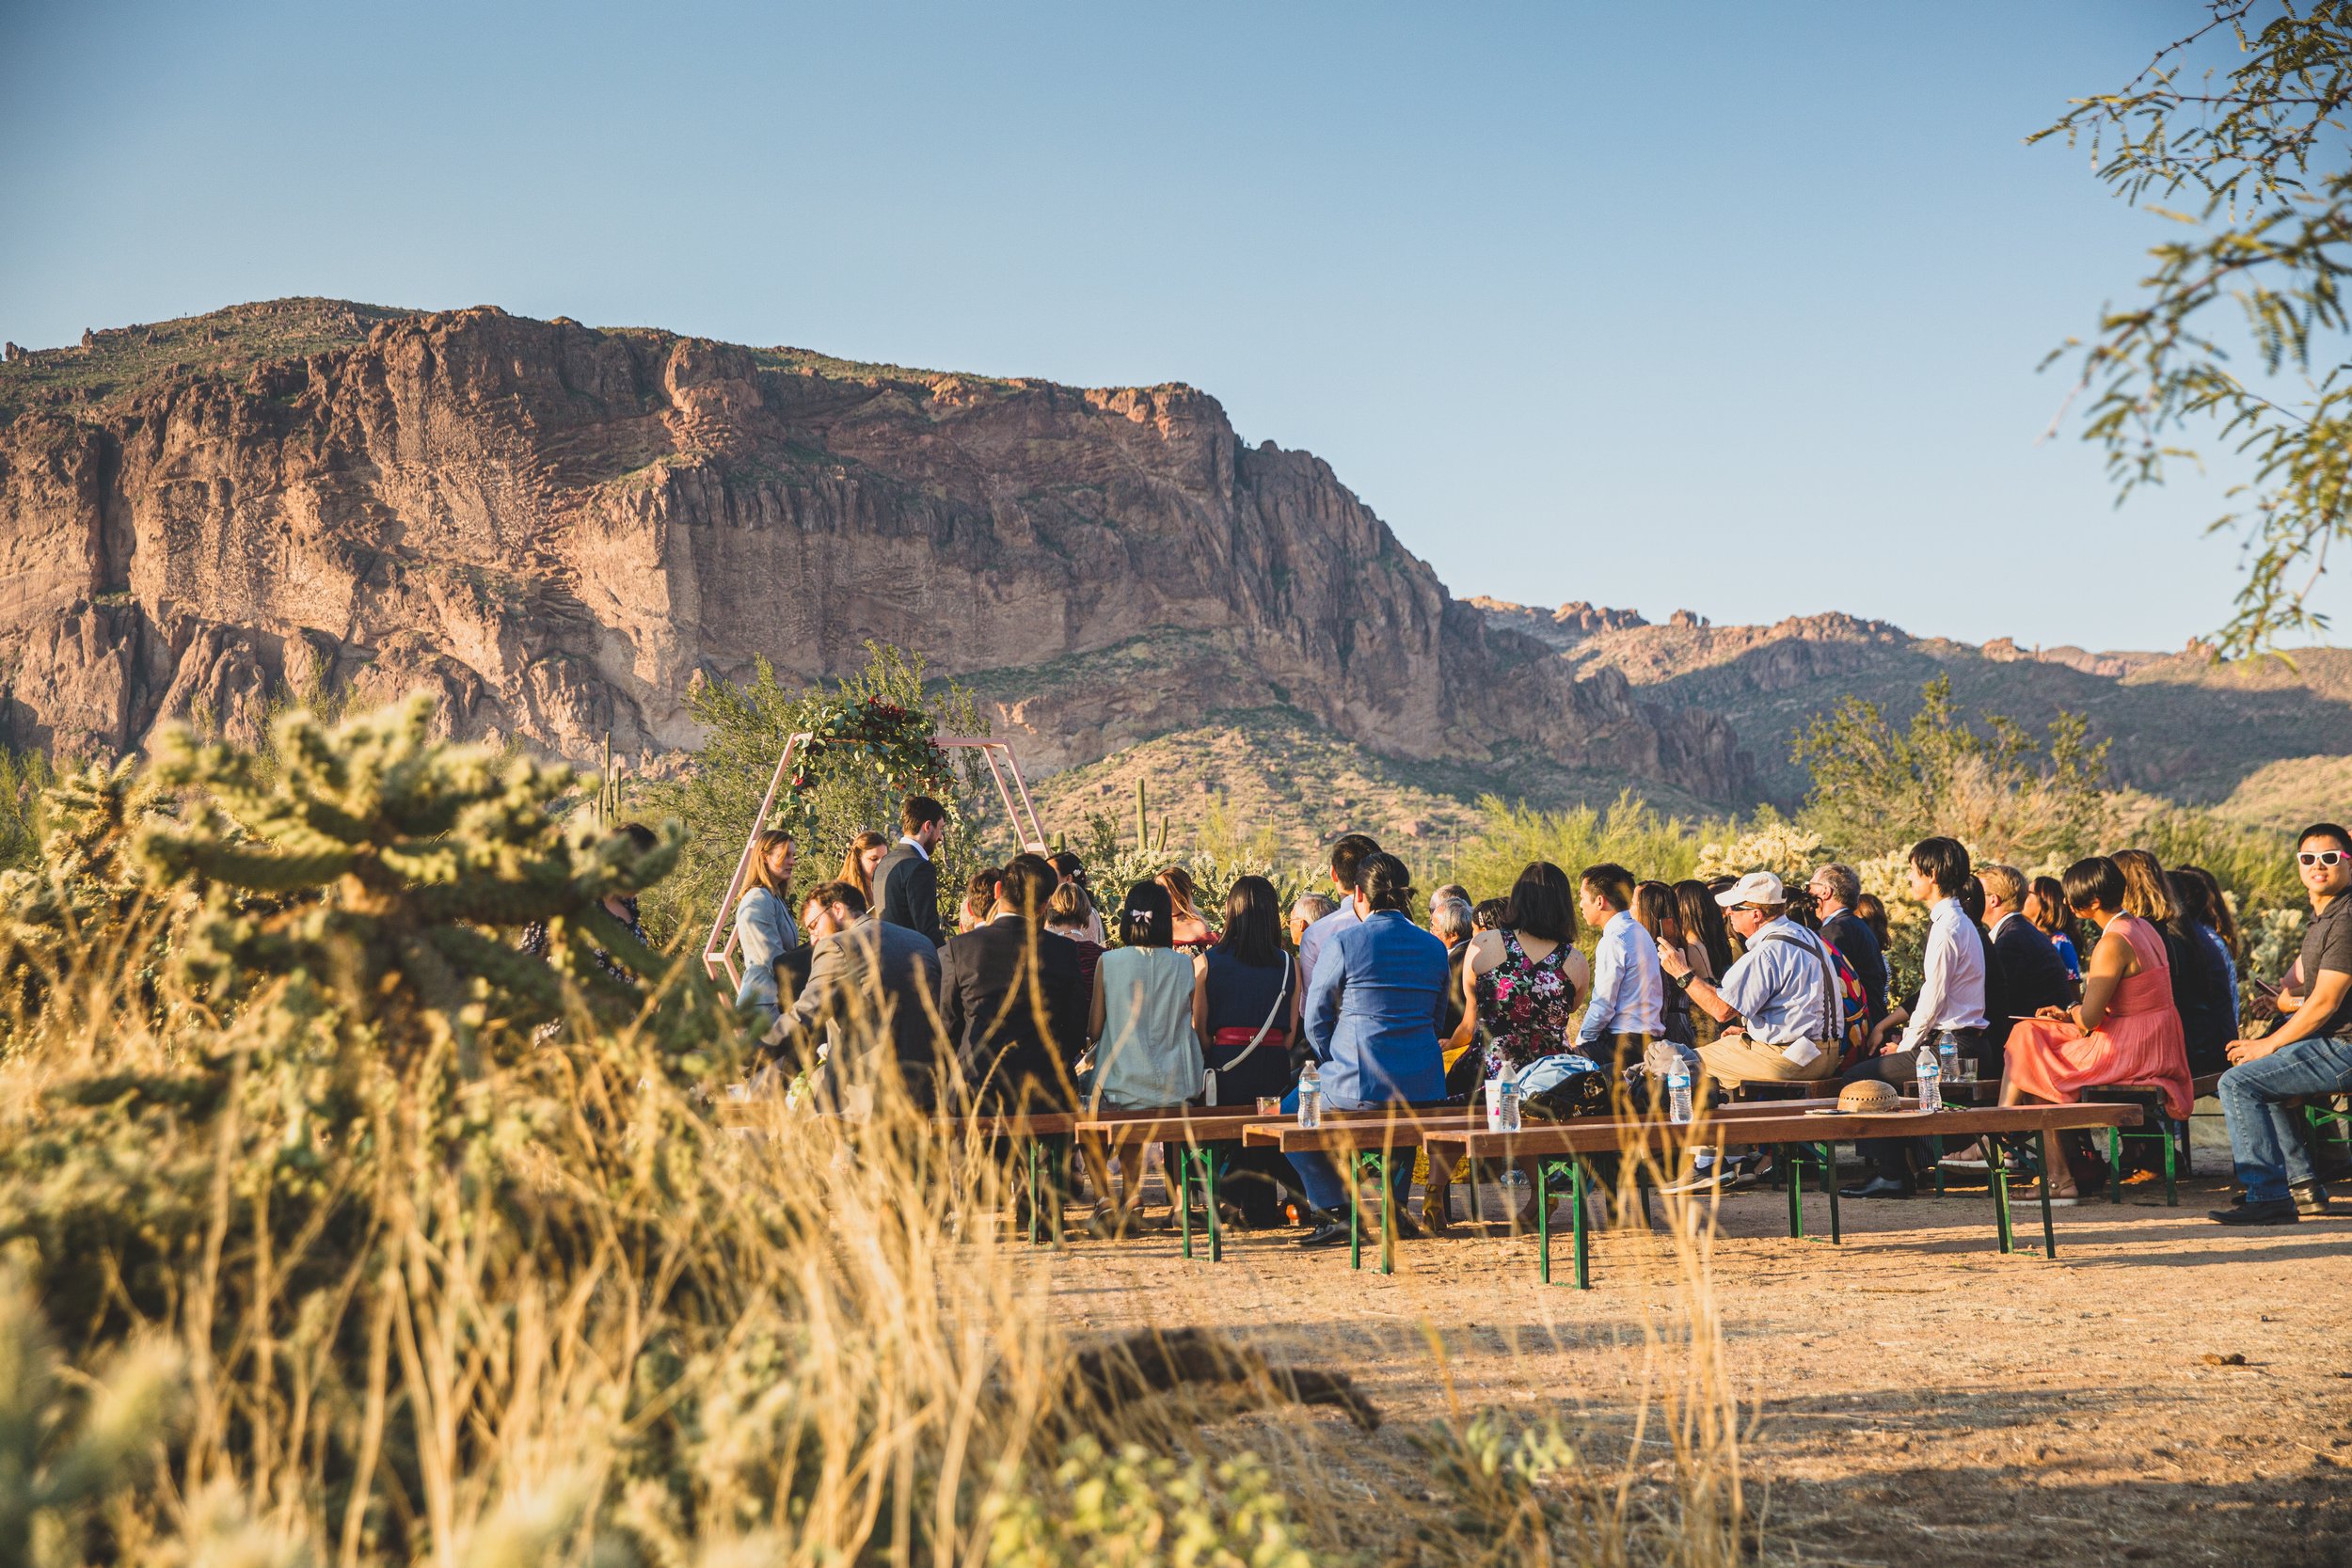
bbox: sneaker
[2210,1198,2299,1226]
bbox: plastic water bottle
[1915,1043,1943,1114]
[1936,1036,1961,1093]
[1486,1071,1522,1132]
[1296,1062,1324,1129]
[1666,1063,1693,1125]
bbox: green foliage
[1450,793,1715,908]
[985,1437,1311,1568]
[1792,676,2112,864]
[2035,2,2352,651]
[637,641,996,946]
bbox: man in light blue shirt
[1295,832,1380,1001]
[1573,863,1664,1063]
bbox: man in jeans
[2212,822,2352,1226]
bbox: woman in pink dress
[2001,854,2194,1203]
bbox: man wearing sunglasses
[2212,822,2352,1225]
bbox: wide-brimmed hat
[1714,870,1786,909]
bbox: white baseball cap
[1715,871,1787,909]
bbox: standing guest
[1457,862,1590,1089]
[1291,853,1449,1250]
[2116,848,2232,1075]
[764,879,945,1109]
[1196,874,1300,1105]
[2171,870,2242,1054]
[1085,880,1204,1110]
[733,829,799,1035]
[2026,875,2085,982]
[936,853,1089,1112]
[837,830,891,908]
[874,796,947,945]
[1288,894,1337,950]
[1048,850,1109,944]
[1156,865,1218,953]
[2003,855,2195,1204]
[1843,837,1988,1199]
[1677,879,1736,984]
[1635,881,1699,1047]
[957,868,1003,934]
[2210,823,2352,1225]
[1297,833,1381,999]
[1044,883,1105,993]
[1809,863,1889,1024]
[1980,862,2075,1065]
[1853,894,1893,953]
[1573,863,1664,1069]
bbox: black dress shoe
[2211,1198,2300,1226]
[1296,1220,1353,1249]
[1839,1176,1914,1199]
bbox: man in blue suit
[1289,852,1451,1249]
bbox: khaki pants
[1697,1034,1837,1090]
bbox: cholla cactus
[133,693,704,1073]
[1693,821,1831,885]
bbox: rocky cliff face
[0,300,1751,802]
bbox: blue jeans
[2219,1035,2352,1203]
[1280,1085,1417,1216]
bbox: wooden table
[1423,1101,2144,1289]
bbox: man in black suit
[1979,863,2074,1073]
[1808,863,1888,1024]
[936,852,1089,1112]
[873,795,947,946]
[765,879,946,1109]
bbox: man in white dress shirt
[1841,836,1989,1198]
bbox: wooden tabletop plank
[1421,1101,2142,1159]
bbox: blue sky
[0,1,2312,652]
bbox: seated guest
[1196,874,1301,1225]
[1044,883,1105,992]
[1677,879,1736,985]
[1664,872,1848,1095]
[836,830,891,909]
[2117,848,2233,1076]
[1156,865,1218,953]
[957,867,1003,935]
[1290,852,1449,1250]
[1808,863,1888,1024]
[1573,863,1664,1069]
[936,854,1089,1112]
[1297,834,1380,997]
[1048,850,1109,944]
[765,879,945,1109]
[733,829,799,1036]
[2212,822,2352,1225]
[1084,880,1203,1110]
[2003,855,2194,1204]
[2170,869,2241,1069]
[873,796,946,945]
[1843,837,1988,1199]
[2026,874,2084,981]
[1287,893,1337,949]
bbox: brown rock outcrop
[0,301,1752,803]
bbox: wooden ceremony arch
[700,735,1049,987]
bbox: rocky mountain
[0,299,1748,819]
[1470,597,2352,821]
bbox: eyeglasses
[2300,849,2347,867]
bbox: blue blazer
[1301,909,1448,1107]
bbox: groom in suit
[873,795,947,946]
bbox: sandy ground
[1033,1154,2352,1567]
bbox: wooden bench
[1422,1101,2144,1289]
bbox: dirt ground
[1034,1154,2352,1567]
